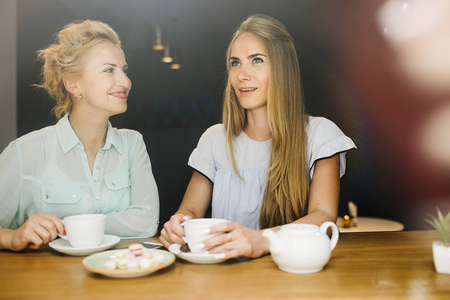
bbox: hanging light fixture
[170,62,181,70]
[170,49,181,69]
[153,23,164,50]
[161,44,173,63]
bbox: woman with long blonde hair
[161,14,355,259]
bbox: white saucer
[168,243,227,264]
[49,234,120,256]
[83,249,175,278]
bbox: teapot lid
[278,224,320,237]
[281,224,319,231]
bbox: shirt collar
[55,114,123,155]
[56,114,81,153]
[104,121,123,155]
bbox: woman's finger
[208,222,235,234]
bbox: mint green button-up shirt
[0,115,159,238]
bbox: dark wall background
[15,0,450,232]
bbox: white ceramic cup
[60,214,106,248]
[181,218,228,254]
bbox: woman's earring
[75,93,82,99]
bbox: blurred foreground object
[378,0,450,170]
[378,0,450,95]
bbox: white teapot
[262,222,339,274]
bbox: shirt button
[96,196,100,200]
[72,194,77,199]
[96,166,100,170]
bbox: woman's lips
[109,91,128,100]
[239,87,257,94]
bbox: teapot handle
[320,221,339,250]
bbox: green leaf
[425,208,450,247]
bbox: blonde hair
[37,20,121,119]
[223,14,309,229]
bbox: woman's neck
[245,108,271,141]
[68,110,108,152]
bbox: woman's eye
[231,60,240,67]
[105,68,114,73]
[253,57,263,64]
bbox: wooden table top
[0,230,449,299]
[337,216,405,232]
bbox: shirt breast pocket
[41,183,83,216]
[103,170,131,210]
[104,170,131,191]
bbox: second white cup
[181,218,228,254]
[61,214,106,248]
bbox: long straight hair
[223,14,309,229]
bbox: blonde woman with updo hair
[161,14,355,259]
[0,20,159,251]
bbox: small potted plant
[425,208,450,274]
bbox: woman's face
[229,32,269,113]
[75,41,131,119]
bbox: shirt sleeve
[187,126,219,183]
[0,141,22,229]
[104,132,160,238]
[307,117,356,179]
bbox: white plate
[49,234,120,256]
[168,243,227,264]
[82,249,175,278]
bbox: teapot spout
[262,229,282,255]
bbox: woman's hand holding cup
[7,212,64,251]
[180,218,228,254]
[203,222,270,260]
[160,214,191,249]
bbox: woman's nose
[238,66,251,81]
[117,70,132,89]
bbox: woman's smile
[109,91,128,100]
[238,87,258,94]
